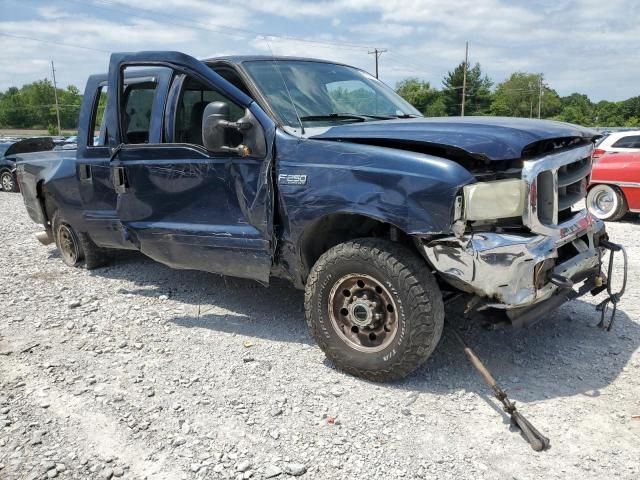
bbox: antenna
[264,37,305,135]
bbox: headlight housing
[462,179,526,221]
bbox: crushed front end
[423,142,627,328]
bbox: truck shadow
[91,251,639,402]
[404,298,638,403]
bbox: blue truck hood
[310,117,598,161]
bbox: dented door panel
[107,52,276,283]
[114,145,274,282]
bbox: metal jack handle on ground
[451,329,551,452]
[596,240,628,332]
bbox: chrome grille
[522,144,594,236]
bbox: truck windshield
[243,60,421,128]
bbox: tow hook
[596,240,627,331]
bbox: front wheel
[305,238,445,382]
[587,184,628,221]
[0,170,18,192]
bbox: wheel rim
[328,273,399,353]
[1,173,13,191]
[57,224,80,264]
[589,186,616,218]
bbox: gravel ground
[1,191,639,480]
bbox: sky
[0,0,638,101]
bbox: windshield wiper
[299,113,394,123]
[390,113,421,119]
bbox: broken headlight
[462,179,526,221]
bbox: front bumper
[423,211,606,309]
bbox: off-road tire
[0,170,18,192]
[305,238,445,382]
[52,211,111,269]
[587,184,628,222]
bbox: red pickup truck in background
[588,151,640,221]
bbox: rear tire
[587,184,628,221]
[52,212,110,269]
[0,170,18,192]
[305,238,445,382]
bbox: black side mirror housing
[202,101,267,158]
[202,101,230,152]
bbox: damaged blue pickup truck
[16,52,626,381]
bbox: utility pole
[368,48,387,78]
[461,41,468,117]
[537,74,543,119]
[51,61,61,135]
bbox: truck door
[76,71,172,248]
[106,52,276,283]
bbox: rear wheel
[587,184,628,221]
[0,170,18,192]
[52,212,111,269]
[305,238,445,382]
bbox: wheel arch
[297,211,424,283]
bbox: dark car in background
[1,137,54,192]
[0,141,19,192]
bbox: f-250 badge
[278,174,307,185]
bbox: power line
[0,32,111,53]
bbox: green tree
[491,72,561,118]
[593,101,625,127]
[554,93,594,125]
[0,79,83,130]
[395,78,446,116]
[442,62,493,116]
[621,96,640,120]
[58,85,83,128]
[625,117,640,127]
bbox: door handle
[113,166,128,193]
[79,164,92,182]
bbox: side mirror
[202,101,267,158]
[202,101,230,152]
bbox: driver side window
[174,78,244,146]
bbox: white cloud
[1,0,639,100]
[347,22,415,38]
